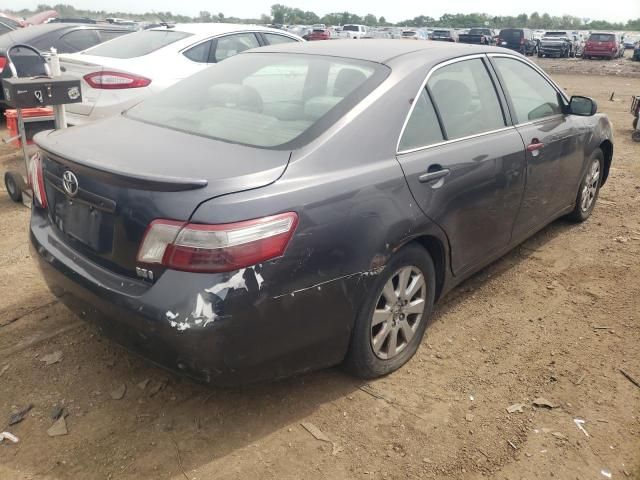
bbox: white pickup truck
[339,24,368,39]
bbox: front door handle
[419,168,451,183]
[526,138,545,152]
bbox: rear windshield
[500,29,523,40]
[343,25,360,32]
[589,33,615,42]
[468,29,490,35]
[402,31,417,36]
[82,29,192,58]
[127,53,388,149]
[433,30,451,36]
[544,32,567,37]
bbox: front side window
[492,57,562,123]
[427,58,505,140]
[398,89,444,152]
[127,53,386,149]
[213,33,259,62]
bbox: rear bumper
[30,209,361,385]
[583,49,615,57]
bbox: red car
[583,32,620,59]
[306,25,331,41]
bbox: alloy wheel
[370,266,427,360]
[580,159,600,212]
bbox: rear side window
[98,30,128,43]
[183,40,212,63]
[589,33,615,42]
[427,58,505,140]
[263,33,298,45]
[213,33,260,62]
[58,29,100,52]
[492,57,562,123]
[398,89,444,152]
[83,30,192,58]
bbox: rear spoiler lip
[35,132,208,192]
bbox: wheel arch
[599,139,613,185]
[407,235,447,302]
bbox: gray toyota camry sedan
[30,40,613,385]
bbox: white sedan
[61,23,302,125]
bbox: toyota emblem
[62,171,79,197]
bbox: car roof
[154,23,294,38]
[0,23,130,48]
[245,39,503,64]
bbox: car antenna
[155,12,174,28]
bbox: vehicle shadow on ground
[1,217,578,479]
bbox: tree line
[8,3,640,31]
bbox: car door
[489,54,584,239]
[396,56,527,275]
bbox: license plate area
[52,196,114,253]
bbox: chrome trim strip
[397,125,516,155]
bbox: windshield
[127,53,388,149]
[469,29,489,35]
[402,31,417,36]
[589,33,615,42]
[343,25,360,32]
[433,30,451,36]
[83,29,192,58]
[544,32,567,37]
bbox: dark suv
[497,28,537,55]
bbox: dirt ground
[0,62,639,480]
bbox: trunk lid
[35,116,291,278]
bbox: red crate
[4,107,55,148]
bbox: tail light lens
[520,38,525,45]
[27,152,47,208]
[137,212,298,273]
[83,71,151,89]
[0,57,6,73]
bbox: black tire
[4,171,25,203]
[343,244,436,379]
[633,116,638,130]
[567,149,604,222]
[633,130,640,142]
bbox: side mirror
[568,96,597,116]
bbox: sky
[4,0,640,24]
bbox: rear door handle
[419,168,450,183]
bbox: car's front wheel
[567,149,604,222]
[344,244,436,378]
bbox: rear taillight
[137,212,298,273]
[0,56,6,73]
[27,152,47,208]
[520,38,525,45]
[83,71,151,90]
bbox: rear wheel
[344,244,436,378]
[633,130,640,142]
[4,171,25,203]
[567,149,604,222]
